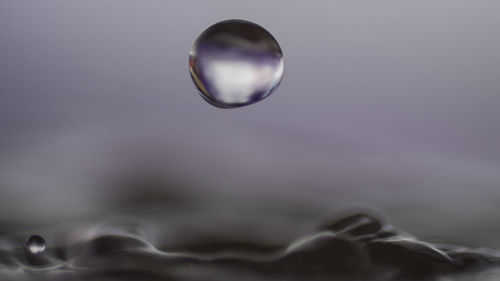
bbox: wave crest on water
[1,212,499,281]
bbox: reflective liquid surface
[2,212,500,281]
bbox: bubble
[189,19,284,108]
[26,235,46,255]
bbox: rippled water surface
[2,211,500,281]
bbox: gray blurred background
[1,1,499,248]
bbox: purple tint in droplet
[189,19,284,108]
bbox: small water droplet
[189,19,284,108]
[26,235,46,255]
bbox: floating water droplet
[26,235,46,255]
[189,19,284,108]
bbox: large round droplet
[26,235,46,255]
[189,19,284,108]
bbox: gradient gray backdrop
[1,1,499,247]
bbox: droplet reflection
[26,235,46,255]
[189,19,284,108]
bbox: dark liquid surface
[1,212,499,281]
